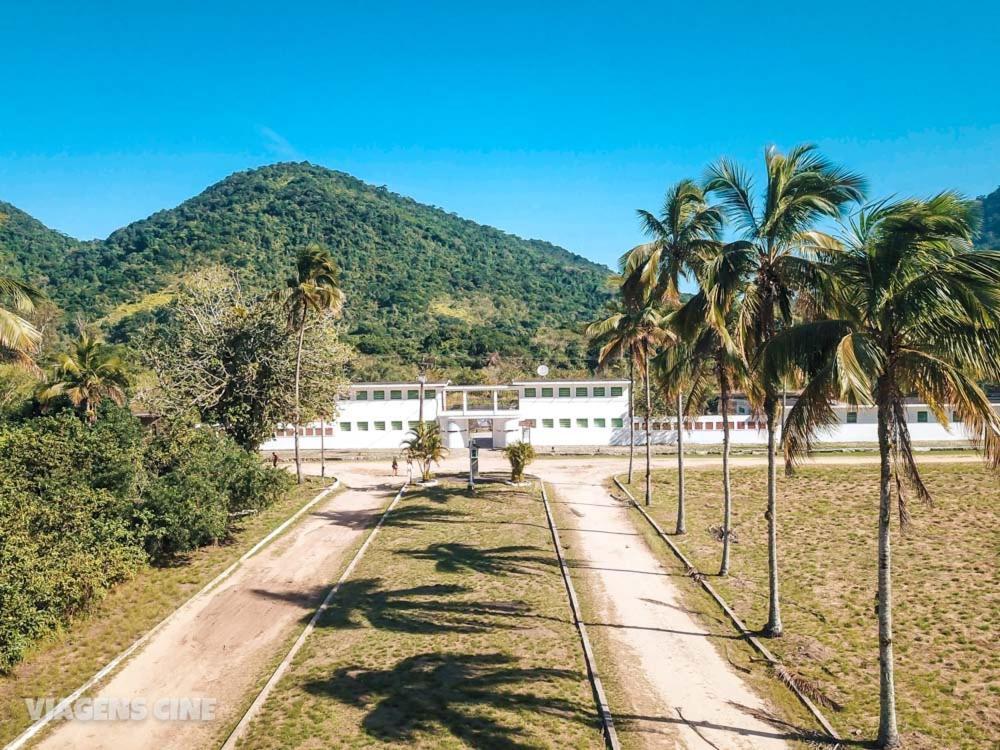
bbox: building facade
[260,379,994,452]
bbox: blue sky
[1,1,998,269]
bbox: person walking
[271,452,279,469]
[392,456,399,476]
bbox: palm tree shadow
[394,542,556,575]
[313,503,468,530]
[304,651,595,749]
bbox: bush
[502,441,536,482]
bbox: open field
[621,461,999,749]
[235,476,603,750]
[0,477,333,746]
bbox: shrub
[503,441,536,482]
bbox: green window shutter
[559,418,571,428]
[593,387,606,397]
[558,387,571,397]
[846,412,858,424]
[541,387,553,397]
[407,389,419,399]
[542,418,554,428]
[612,417,624,428]
[374,421,386,431]
[576,387,588,397]
[339,422,351,431]
[610,386,623,397]
[424,389,436,399]
[355,391,368,401]
[390,390,402,400]
[408,420,419,429]
[358,422,369,431]
[372,390,385,400]
[594,418,606,428]
[917,411,928,423]
[391,420,403,431]
[577,418,588,428]
[523,387,536,398]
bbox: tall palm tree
[766,194,1000,748]
[38,330,130,423]
[284,244,345,484]
[705,144,866,636]
[0,274,43,367]
[402,422,448,482]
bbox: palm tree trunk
[876,401,900,747]
[293,321,306,485]
[719,370,732,575]
[644,364,652,506]
[320,417,326,479]
[675,389,685,534]
[763,394,783,637]
[628,359,635,484]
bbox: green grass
[235,476,604,750]
[0,477,334,745]
[622,460,999,749]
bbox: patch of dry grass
[0,477,333,745]
[235,477,603,750]
[623,460,999,749]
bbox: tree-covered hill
[1,163,612,376]
[975,185,1000,249]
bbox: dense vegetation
[975,185,1000,249]
[1,163,611,376]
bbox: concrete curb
[535,476,621,750]
[3,478,342,750]
[220,480,409,749]
[613,477,842,743]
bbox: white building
[260,380,997,452]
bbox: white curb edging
[220,480,409,749]
[4,479,342,750]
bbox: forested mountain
[976,186,1000,248]
[1,164,611,376]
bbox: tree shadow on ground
[304,651,596,750]
[313,502,468,530]
[394,542,556,575]
[252,578,537,633]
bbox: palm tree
[283,244,345,484]
[402,422,448,482]
[0,274,43,367]
[37,330,130,423]
[705,144,866,636]
[766,194,1000,748]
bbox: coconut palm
[765,194,1000,747]
[283,244,345,484]
[704,144,866,636]
[0,273,43,367]
[37,331,130,423]
[402,422,448,482]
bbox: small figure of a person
[271,452,279,468]
[392,456,399,476]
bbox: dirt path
[32,466,400,750]
[538,459,795,750]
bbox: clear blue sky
[2,1,998,269]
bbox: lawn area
[0,477,334,746]
[235,477,604,750]
[621,460,999,749]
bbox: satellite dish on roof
[536,364,549,377]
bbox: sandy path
[33,466,400,750]
[539,459,794,750]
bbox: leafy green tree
[0,271,42,367]
[282,244,345,484]
[704,144,866,636]
[37,330,130,423]
[502,441,536,482]
[764,194,1000,747]
[402,423,448,482]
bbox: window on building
[576,387,588,397]
[846,411,858,424]
[610,386,623,397]
[577,418,588,428]
[594,418,606,428]
[407,389,419,399]
[372,390,385,400]
[917,411,928,423]
[541,387,554,397]
[340,422,351,431]
[374,421,386,431]
[355,391,368,401]
[542,418,554,428]
[391,420,403,431]
[390,390,402,400]
[558,387,571,397]
[408,420,419,429]
[357,422,369,431]
[424,389,436,399]
[523,387,537,398]
[593,387,606,397]
[952,411,959,422]
[611,417,624,428]
[559,418,571,428]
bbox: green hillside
[1,163,611,375]
[975,185,1000,248]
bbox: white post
[492,389,498,412]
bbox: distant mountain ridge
[0,163,612,376]
[976,186,1000,249]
